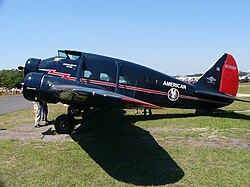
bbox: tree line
[0,69,23,88]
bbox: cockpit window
[58,50,81,60]
[68,54,80,60]
[58,51,68,59]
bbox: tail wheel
[68,105,81,116]
[54,114,76,134]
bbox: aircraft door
[118,63,139,97]
[81,56,117,92]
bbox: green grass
[0,100,249,187]
[0,104,68,129]
[0,108,34,129]
[238,83,250,94]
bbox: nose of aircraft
[24,58,41,76]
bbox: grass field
[0,84,249,187]
[238,83,250,94]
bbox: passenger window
[83,70,92,78]
[119,64,137,86]
[100,73,111,82]
[119,76,130,84]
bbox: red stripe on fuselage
[46,70,77,81]
[121,97,161,108]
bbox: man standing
[33,101,41,128]
[33,101,48,128]
[40,102,48,123]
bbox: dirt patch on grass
[146,127,209,133]
[157,136,249,149]
[146,127,250,149]
[0,124,72,142]
[237,93,250,97]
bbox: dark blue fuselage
[23,50,233,109]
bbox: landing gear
[68,105,81,117]
[54,114,76,134]
[54,107,110,134]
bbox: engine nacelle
[23,72,43,101]
[23,72,62,103]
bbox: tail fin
[195,54,239,96]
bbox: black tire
[68,105,81,117]
[54,114,76,134]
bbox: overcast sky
[0,0,249,75]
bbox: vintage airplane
[20,50,249,134]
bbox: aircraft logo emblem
[207,76,216,84]
[168,88,179,101]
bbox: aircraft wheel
[68,105,81,116]
[54,114,76,134]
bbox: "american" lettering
[163,81,187,90]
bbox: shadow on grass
[125,113,196,121]
[70,110,184,186]
[107,110,250,122]
[196,109,250,120]
[210,109,250,120]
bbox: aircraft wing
[52,85,161,109]
[196,90,250,103]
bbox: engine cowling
[23,72,43,101]
[24,58,41,76]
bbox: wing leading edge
[52,85,161,109]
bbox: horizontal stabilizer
[196,90,250,103]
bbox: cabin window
[119,65,137,86]
[100,73,111,82]
[119,76,130,84]
[83,70,92,78]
